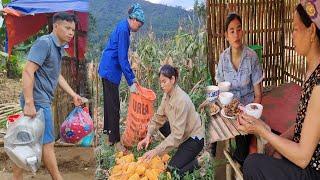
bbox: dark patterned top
[293,63,320,171]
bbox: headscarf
[129,3,145,24]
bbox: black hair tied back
[224,12,242,32]
[159,64,179,81]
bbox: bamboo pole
[271,1,275,85]
[207,0,215,84]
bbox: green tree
[194,0,206,27]
[0,0,49,78]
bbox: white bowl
[219,92,234,105]
[218,81,231,92]
[245,103,263,119]
[206,85,220,102]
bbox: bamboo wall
[283,0,306,85]
[207,0,305,87]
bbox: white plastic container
[4,109,44,173]
[206,85,220,102]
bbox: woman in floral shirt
[239,1,320,179]
[212,12,264,165]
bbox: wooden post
[280,0,285,84]
[73,11,80,93]
[74,12,80,62]
[94,69,100,147]
[225,139,232,180]
[206,0,215,85]
[47,14,53,33]
[52,57,76,137]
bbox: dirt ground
[0,168,95,180]
[0,76,96,179]
[0,146,96,180]
[0,76,21,104]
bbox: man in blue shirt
[98,3,144,151]
[14,12,84,180]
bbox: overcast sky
[145,0,204,10]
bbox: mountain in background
[88,0,197,46]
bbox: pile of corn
[109,152,171,180]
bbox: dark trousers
[159,122,204,176]
[243,153,320,180]
[102,78,120,144]
[211,135,252,165]
[233,134,252,165]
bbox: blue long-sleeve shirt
[98,19,135,86]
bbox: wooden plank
[0,105,19,112]
[260,0,265,86]
[0,108,22,119]
[224,150,244,180]
[209,120,223,141]
[272,0,276,85]
[209,114,247,143]
[211,118,229,141]
[0,105,21,112]
[283,72,304,83]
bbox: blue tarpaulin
[7,0,88,14]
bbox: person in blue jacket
[98,3,144,151]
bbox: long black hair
[296,4,320,41]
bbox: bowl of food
[209,103,220,116]
[218,81,231,92]
[222,99,241,119]
[219,92,234,105]
[206,85,220,102]
[245,103,263,119]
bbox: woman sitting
[137,64,205,176]
[212,12,263,164]
[238,1,320,179]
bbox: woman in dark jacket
[98,3,144,151]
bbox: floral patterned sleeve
[215,54,225,83]
[251,54,264,86]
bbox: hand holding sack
[4,110,45,173]
[60,107,94,146]
[122,84,156,148]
